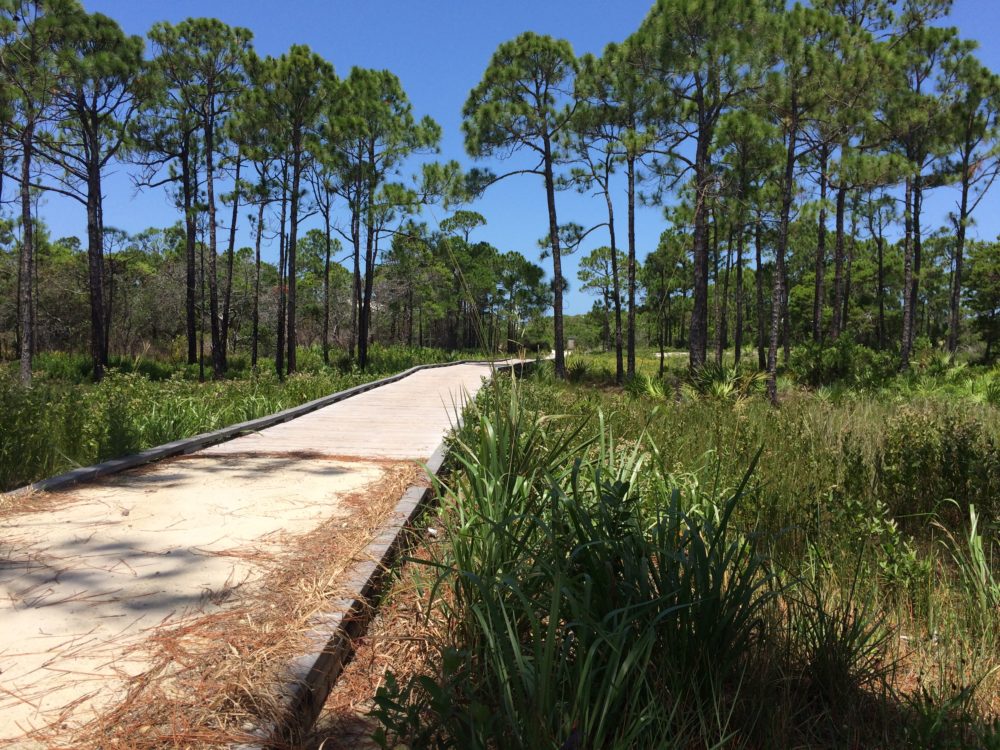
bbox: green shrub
[790,339,896,389]
[985,377,1000,407]
[566,356,590,382]
[845,404,1000,526]
[363,343,455,374]
[32,351,95,383]
[374,383,776,749]
[686,361,766,402]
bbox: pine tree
[41,6,144,380]
[636,0,773,372]
[325,67,440,369]
[0,0,66,384]
[938,50,1000,351]
[148,18,252,378]
[464,32,577,378]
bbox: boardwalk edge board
[233,360,532,750]
[3,359,497,498]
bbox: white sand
[0,456,387,743]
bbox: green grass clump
[0,368,374,490]
[374,382,779,748]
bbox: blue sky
[43,0,1000,315]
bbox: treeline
[572,229,998,372]
[0,1,553,384]
[464,0,999,395]
[0,218,551,375]
[1,1,999,393]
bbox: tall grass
[372,374,1000,748]
[0,369,365,490]
[531,362,1000,540]
[375,381,777,748]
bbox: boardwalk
[0,362,503,747]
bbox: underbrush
[371,375,1000,749]
[20,343,470,384]
[570,342,1000,407]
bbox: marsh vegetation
[369,359,1000,749]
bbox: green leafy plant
[373,379,777,749]
[686,362,766,403]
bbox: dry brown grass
[0,487,84,520]
[303,534,446,750]
[17,460,424,750]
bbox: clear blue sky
[43,0,1000,315]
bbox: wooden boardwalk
[0,361,506,747]
[200,361,492,460]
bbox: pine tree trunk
[735,222,744,367]
[604,191,624,384]
[349,185,361,363]
[842,200,857,334]
[690,135,711,370]
[626,156,637,378]
[323,200,332,366]
[755,221,766,371]
[877,232,885,351]
[286,143,302,375]
[721,225,733,360]
[358,144,377,370]
[199,227,206,382]
[948,161,971,353]
[182,139,198,366]
[86,161,107,382]
[812,146,828,343]
[204,116,223,379]
[252,198,264,369]
[828,184,847,341]
[713,212,723,366]
[359,226,376,369]
[30,219,37,357]
[18,123,34,386]
[543,133,565,378]
[221,152,242,369]
[276,165,288,379]
[909,176,924,351]
[768,108,799,404]
[900,178,914,370]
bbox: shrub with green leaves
[790,338,897,389]
[842,403,1000,526]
